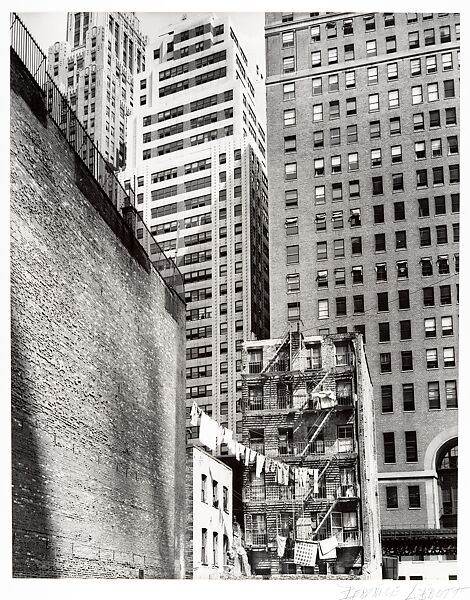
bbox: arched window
[436,439,458,528]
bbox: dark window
[421,256,433,275]
[423,287,435,307]
[440,285,451,305]
[380,353,392,373]
[420,227,432,247]
[403,383,415,411]
[395,230,407,250]
[381,385,393,413]
[400,320,412,340]
[401,351,413,371]
[375,233,386,252]
[418,198,430,217]
[383,432,396,463]
[394,202,405,221]
[378,292,389,312]
[374,205,384,224]
[405,431,418,462]
[372,177,383,195]
[353,295,364,314]
[408,486,421,508]
[379,322,390,342]
[428,381,440,409]
[386,486,398,508]
[398,290,410,310]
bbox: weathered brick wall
[10,54,186,578]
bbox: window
[330,101,340,120]
[285,162,297,180]
[213,532,219,566]
[378,292,389,312]
[442,316,453,336]
[288,302,300,321]
[353,295,364,314]
[343,19,353,35]
[287,273,300,293]
[430,110,441,129]
[310,25,320,42]
[326,21,337,38]
[332,182,343,201]
[403,383,415,411]
[451,193,460,213]
[438,255,450,274]
[345,71,355,88]
[284,135,297,153]
[428,83,439,102]
[283,56,295,73]
[286,245,299,264]
[420,227,431,247]
[316,269,328,288]
[390,117,401,135]
[314,158,324,177]
[383,432,396,463]
[395,200,406,221]
[370,120,381,139]
[386,486,398,508]
[449,164,459,184]
[424,317,436,338]
[347,125,358,144]
[366,40,377,56]
[346,97,357,116]
[201,528,208,564]
[426,348,438,369]
[282,31,295,48]
[313,104,323,122]
[336,297,347,317]
[400,320,412,340]
[428,381,441,409]
[414,113,424,132]
[443,347,455,368]
[410,58,421,76]
[313,130,324,148]
[328,48,338,64]
[436,225,448,245]
[283,82,295,101]
[348,153,358,172]
[380,353,392,374]
[311,51,321,67]
[417,170,428,188]
[386,36,397,53]
[392,173,404,192]
[372,177,383,196]
[405,431,418,462]
[391,145,402,164]
[364,15,376,31]
[412,86,423,104]
[201,474,207,502]
[349,180,360,198]
[334,239,345,258]
[408,486,421,509]
[423,286,435,306]
[312,77,322,95]
[445,108,457,126]
[440,25,451,43]
[317,241,327,260]
[315,186,325,205]
[395,230,407,250]
[344,44,355,61]
[351,237,362,255]
[442,52,453,71]
[374,205,384,224]
[398,289,410,310]
[331,155,341,173]
[285,189,298,208]
[382,385,393,413]
[318,299,329,320]
[401,351,413,372]
[376,263,387,282]
[330,128,340,146]
[368,66,378,85]
[284,109,296,127]
[424,28,436,46]
[444,80,455,99]
[328,74,339,92]
[379,322,390,343]
[285,217,298,235]
[409,32,420,49]
[445,380,458,408]
[397,261,408,279]
[332,211,343,229]
[447,136,458,156]
[352,265,363,284]
[369,94,379,112]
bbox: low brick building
[241,331,382,578]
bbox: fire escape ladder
[299,407,335,456]
[302,456,336,504]
[314,499,339,537]
[292,369,330,428]
[260,331,290,375]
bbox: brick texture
[10,57,186,578]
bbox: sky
[18,11,266,77]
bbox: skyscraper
[48,12,147,169]
[123,14,270,454]
[265,11,458,579]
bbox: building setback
[264,11,458,579]
[241,332,382,578]
[123,14,270,454]
[48,12,147,169]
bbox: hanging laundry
[281,463,290,485]
[190,401,200,427]
[294,541,318,566]
[276,535,287,558]
[199,412,218,451]
[222,428,233,444]
[313,469,319,494]
[249,448,257,463]
[319,536,338,560]
[295,467,309,488]
[227,439,237,455]
[217,425,225,445]
[235,442,241,461]
[255,454,265,478]
[244,447,251,466]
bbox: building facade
[241,332,382,578]
[123,14,270,451]
[48,12,147,169]
[185,446,233,578]
[265,12,458,579]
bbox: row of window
[377,317,455,342]
[385,485,422,510]
[200,528,229,568]
[381,380,457,413]
[159,49,226,81]
[378,347,456,374]
[159,66,227,97]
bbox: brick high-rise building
[265,12,458,579]
[48,12,147,169]
[123,14,270,455]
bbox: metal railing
[245,532,267,547]
[277,438,355,457]
[335,353,355,367]
[249,441,265,454]
[10,13,184,302]
[243,486,266,502]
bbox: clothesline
[189,401,319,490]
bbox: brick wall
[10,54,186,578]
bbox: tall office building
[48,12,147,169]
[123,14,270,454]
[265,12,458,579]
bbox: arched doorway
[436,439,457,528]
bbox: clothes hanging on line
[294,541,318,566]
[276,535,287,558]
[255,453,265,478]
[190,400,200,427]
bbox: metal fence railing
[10,12,184,303]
